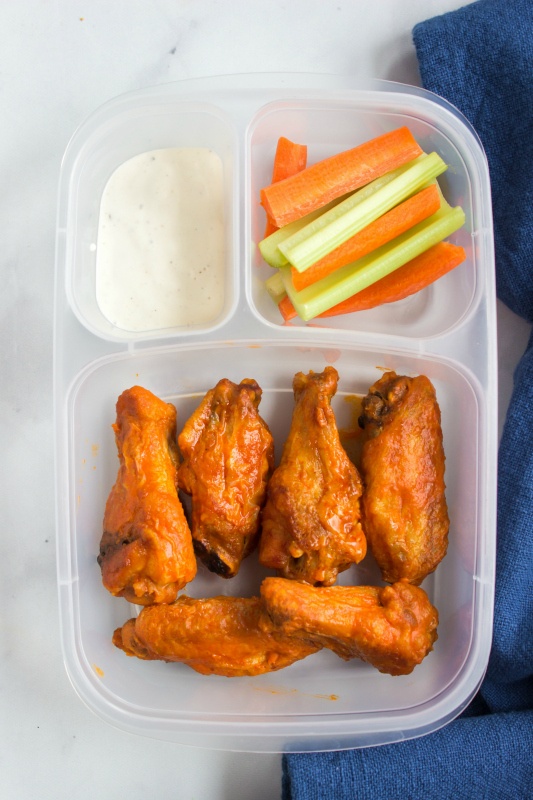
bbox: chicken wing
[259,366,366,586]
[359,371,449,585]
[178,378,274,578]
[261,577,438,676]
[112,594,320,677]
[98,386,196,605]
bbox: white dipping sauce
[95,147,225,332]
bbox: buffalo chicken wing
[178,378,274,578]
[113,594,320,676]
[261,577,438,675]
[259,367,366,586]
[98,386,196,605]
[359,371,449,585]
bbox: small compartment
[60,97,239,342]
[246,93,491,339]
[58,340,493,751]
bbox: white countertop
[3,2,531,798]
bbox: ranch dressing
[95,147,225,332]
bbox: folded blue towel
[283,709,533,800]
[415,0,533,324]
[283,1,533,796]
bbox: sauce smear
[96,147,225,332]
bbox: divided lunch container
[54,74,497,752]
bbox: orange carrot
[260,126,423,228]
[279,241,466,321]
[264,137,308,237]
[278,294,297,322]
[271,137,308,183]
[291,184,441,291]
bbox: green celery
[258,196,349,268]
[280,205,466,321]
[279,152,447,273]
[258,156,425,269]
[264,270,286,304]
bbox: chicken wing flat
[359,371,449,585]
[112,594,320,677]
[261,577,438,676]
[98,386,196,605]
[177,378,274,578]
[259,366,366,586]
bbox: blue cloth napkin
[283,1,533,797]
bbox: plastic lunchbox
[54,73,497,752]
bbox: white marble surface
[2,1,531,798]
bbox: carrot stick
[264,137,307,237]
[278,294,296,322]
[260,126,423,228]
[322,240,466,316]
[278,241,466,321]
[271,137,308,183]
[291,184,441,291]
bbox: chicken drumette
[98,386,196,605]
[261,577,438,676]
[259,366,366,586]
[113,594,320,677]
[178,378,274,578]
[359,371,449,585]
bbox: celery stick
[258,157,425,268]
[280,205,465,321]
[280,152,447,273]
[264,270,286,304]
[259,196,349,268]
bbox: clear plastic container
[54,74,497,752]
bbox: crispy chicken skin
[98,386,196,605]
[359,371,449,585]
[261,577,438,676]
[259,367,366,586]
[112,595,320,677]
[177,378,274,578]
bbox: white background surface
[2,2,531,798]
